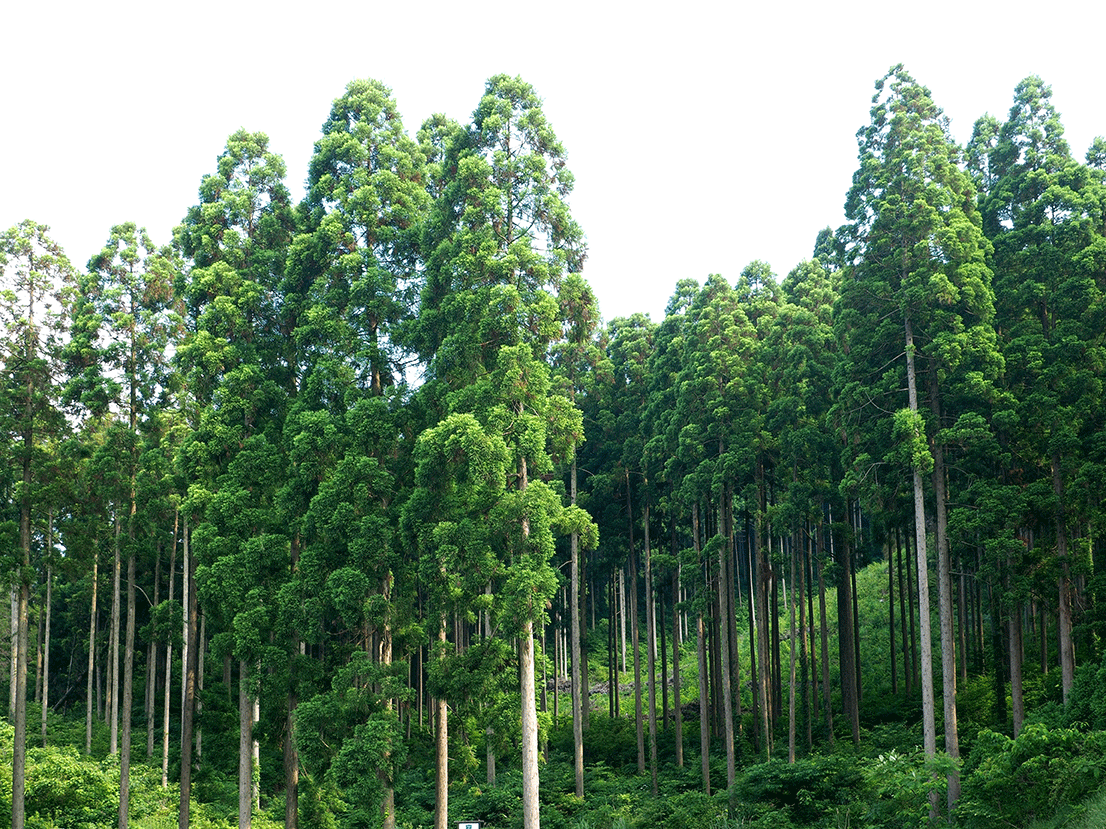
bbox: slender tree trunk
[788,535,798,764]
[570,457,584,797]
[645,504,659,795]
[620,568,627,674]
[626,472,645,774]
[9,587,16,722]
[930,381,960,811]
[889,538,897,695]
[672,563,684,767]
[905,314,938,817]
[836,517,860,746]
[179,518,197,829]
[434,619,448,829]
[379,570,393,829]
[34,582,42,708]
[958,565,969,685]
[693,503,711,794]
[41,556,51,746]
[757,484,773,758]
[747,520,760,753]
[519,453,541,829]
[897,529,912,696]
[162,510,177,788]
[239,660,253,829]
[110,513,121,755]
[520,618,541,829]
[87,552,99,755]
[119,543,137,829]
[285,687,300,829]
[580,539,590,731]
[1053,453,1075,701]
[198,614,206,762]
[906,527,919,692]
[816,525,833,745]
[147,549,161,761]
[717,496,736,794]
[12,412,32,829]
[1009,590,1025,737]
[800,527,813,751]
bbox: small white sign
[458,823,481,829]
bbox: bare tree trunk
[905,314,938,818]
[179,518,197,829]
[1009,592,1025,737]
[570,458,584,797]
[627,473,645,774]
[755,502,771,758]
[285,687,300,829]
[8,587,16,722]
[717,497,736,794]
[434,619,448,829]
[930,382,961,811]
[239,660,253,829]
[672,562,684,767]
[162,510,177,788]
[147,550,161,760]
[620,568,627,674]
[12,442,32,829]
[889,538,897,696]
[800,527,813,751]
[787,536,798,764]
[645,505,659,795]
[836,518,860,746]
[110,513,122,755]
[119,543,137,829]
[197,614,205,762]
[87,553,99,755]
[816,525,833,745]
[41,553,52,746]
[693,503,710,795]
[521,620,541,829]
[896,530,912,696]
[1053,453,1075,701]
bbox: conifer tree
[837,65,998,812]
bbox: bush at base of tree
[959,724,1106,827]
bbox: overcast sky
[3,0,1104,323]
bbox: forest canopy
[4,66,1106,829]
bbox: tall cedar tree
[837,65,998,813]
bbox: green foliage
[960,725,1106,827]
[737,755,865,826]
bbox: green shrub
[23,745,118,828]
[737,755,864,825]
[960,724,1106,828]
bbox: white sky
[3,0,1104,324]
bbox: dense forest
[4,65,1106,829]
